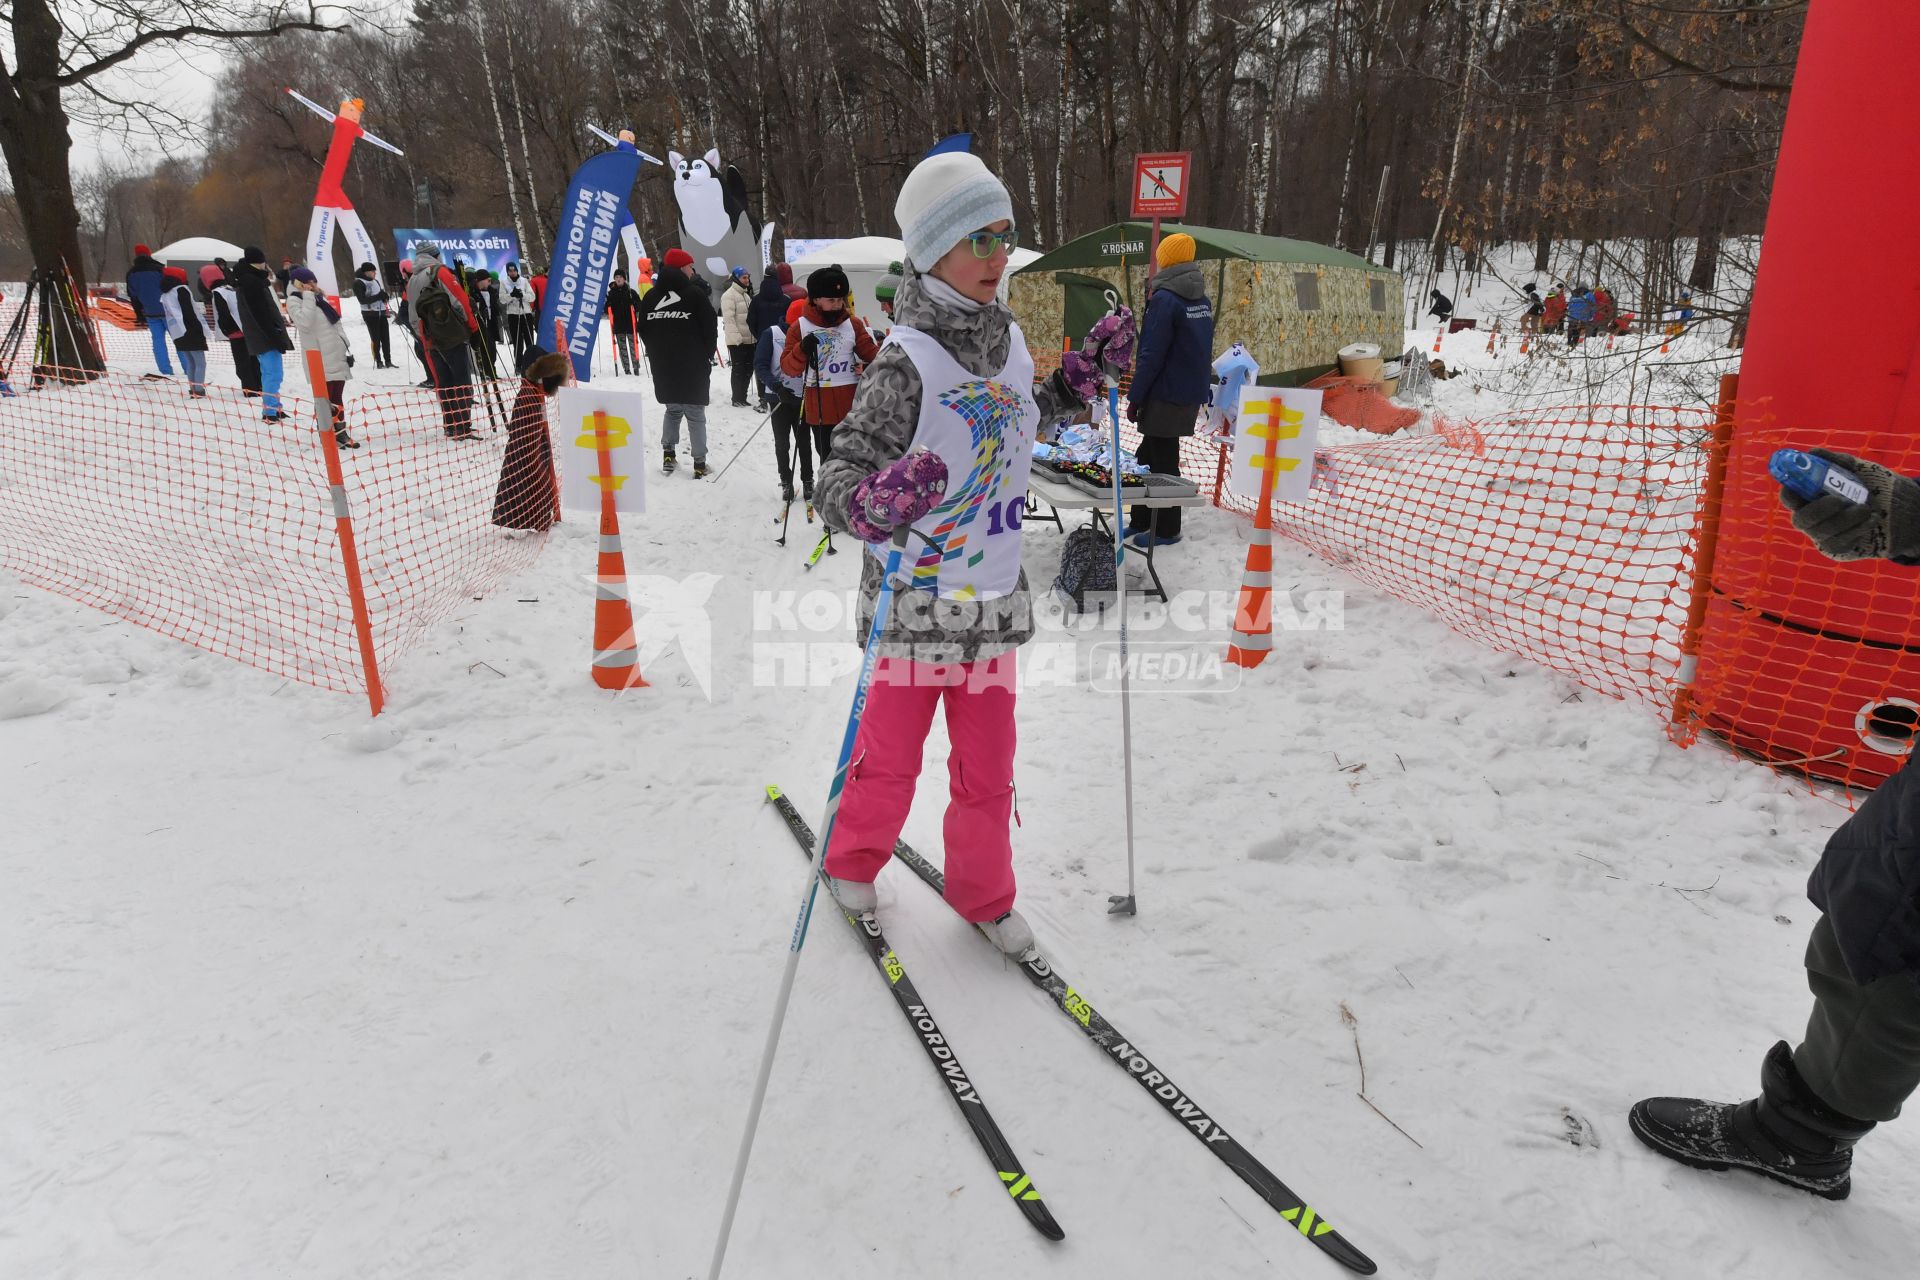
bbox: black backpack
[415,269,470,350]
[1052,525,1117,606]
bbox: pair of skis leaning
[765,784,1376,1274]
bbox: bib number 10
[984,497,1025,536]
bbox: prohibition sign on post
[1131,152,1191,219]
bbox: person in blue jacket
[125,242,172,375]
[1565,285,1598,348]
[1124,232,1214,547]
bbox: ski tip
[764,784,783,800]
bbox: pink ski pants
[822,654,1018,923]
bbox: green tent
[1009,222,1404,386]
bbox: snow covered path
[4,361,1916,1278]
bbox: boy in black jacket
[637,248,718,476]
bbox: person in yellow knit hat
[1125,232,1215,547]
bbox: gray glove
[1778,447,1920,562]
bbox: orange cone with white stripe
[1226,397,1287,669]
[587,409,647,690]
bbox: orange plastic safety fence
[1678,417,1920,791]
[0,352,555,698]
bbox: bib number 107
[984,497,1025,536]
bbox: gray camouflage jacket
[817,264,1088,663]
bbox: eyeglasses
[966,228,1019,258]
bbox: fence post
[1667,372,1739,742]
[305,347,385,716]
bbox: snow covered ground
[5,309,1916,1279]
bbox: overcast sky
[64,6,404,174]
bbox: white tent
[789,236,1042,319]
[152,237,245,264]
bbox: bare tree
[0,0,342,370]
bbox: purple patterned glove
[1083,307,1136,379]
[847,448,948,543]
[1059,348,1103,403]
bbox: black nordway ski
[764,785,1064,1242]
[889,836,1378,1275]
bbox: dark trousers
[1128,435,1185,536]
[507,314,534,365]
[613,331,640,376]
[229,338,261,397]
[364,313,392,366]
[1794,914,1920,1122]
[324,378,348,435]
[728,344,756,404]
[772,395,832,489]
[427,342,475,437]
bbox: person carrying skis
[723,265,756,407]
[780,265,879,477]
[126,243,172,376]
[287,266,361,449]
[605,270,643,376]
[235,245,294,422]
[351,262,394,368]
[813,149,1134,956]
[1631,447,1920,1200]
[1123,231,1214,549]
[637,247,719,476]
[406,243,482,439]
[159,266,209,397]
[492,344,569,533]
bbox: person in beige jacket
[722,265,755,407]
[286,267,360,449]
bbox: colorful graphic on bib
[913,379,1027,600]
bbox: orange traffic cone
[586,409,648,691]
[1519,333,1531,355]
[1431,327,1443,354]
[1226,397,1301,669]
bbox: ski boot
[780,482,796,503]
[662,447,677,475]
[978,909,1036,959]
[1629,1041,1875,1200]
[824,876,877,916]
[693,459,711,479]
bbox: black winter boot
[1629,1041,1875,1199]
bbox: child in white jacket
[287,267,360,449]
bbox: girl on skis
[815,150,1133,956]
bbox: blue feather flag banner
[539,147,645,382]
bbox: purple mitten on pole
[847,448,949,543]
[1086,307,1136,379]
[1059,349,1104,403]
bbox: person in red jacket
[778,266,878,465]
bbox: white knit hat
[894,152,1014,268]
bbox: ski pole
[711,405,775,483]
[711,524,920,1280]
[1106,377,1140,918]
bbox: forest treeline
[9,0,1803,304]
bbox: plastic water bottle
[1770,449,1869,505]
